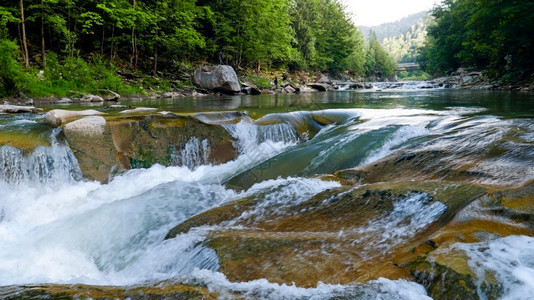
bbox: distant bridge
[396,63,421,72]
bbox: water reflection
[38,90,534,117]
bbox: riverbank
[429,68,534,92]
[2,66,533,111]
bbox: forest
[0,0,396,98]
[417,0,534,81]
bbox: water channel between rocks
[1,86,534,299]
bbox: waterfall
[171,138,211,170]
[371,81,443,90]
[223,119,300,155]
[0,128,82,185]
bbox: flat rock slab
[0,104,36,113]
[119,107,158,114]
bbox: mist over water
[1,89,534,298]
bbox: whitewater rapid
[1,106,533,298]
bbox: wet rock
[167,181,485,287]
[316,73,330,83]
[119,107,158,114]
[44,109,103,126]
[96,89,121,101]
[404,259,479,299]
[55,97,74,104]
[241,82,262,95]
[62,114,239,182]
[109,104,128,109]
[283,85,296,94]
[192,65,241,94]
[298,85,315,93]
[80,94,104,102]
[62,118,116,182]
[162,91,185,98]
[307,83,327,91]
[63,116,106,136]
[0,104,36,113]
[0,283,215,299]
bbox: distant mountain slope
[360,11,427,41]
[359,11,432,63]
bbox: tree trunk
[40,0,46,67]
[100,25,105,55]
[153,29,158,76]
[130,0,137,70]
[20,0,29,68]
[110,24,115,63]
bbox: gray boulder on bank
[192,65,241,94]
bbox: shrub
[0,39,27,97]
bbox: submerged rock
[166,181,487,287]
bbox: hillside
[360,11,432,63]
[359,11,427,41]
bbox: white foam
[352,193,447,254]
[190,269,431,299]
[233,177,341,223]
[452,235,534,299]
[363,125,430,165]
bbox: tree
[418,0,534,78]
[20,0,30,68]
[364,31,396,78]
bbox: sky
[346,0,441,26]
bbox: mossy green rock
[63,114,238,182]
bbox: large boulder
[44,109,103,126]
[192,65,241,94]
[60,112,239,182]
[63,116,106,135]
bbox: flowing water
[1,87,534,299]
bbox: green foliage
[397,70,430,81]
[4,52,140,97]
[0,39,28,97]
[0,0,390,97]
[360,11,428,41]
[382,13,432,63]
[364,31,397,78]
[418,0,534,78]
[242,74,271,90]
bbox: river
[1,85,533,299]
